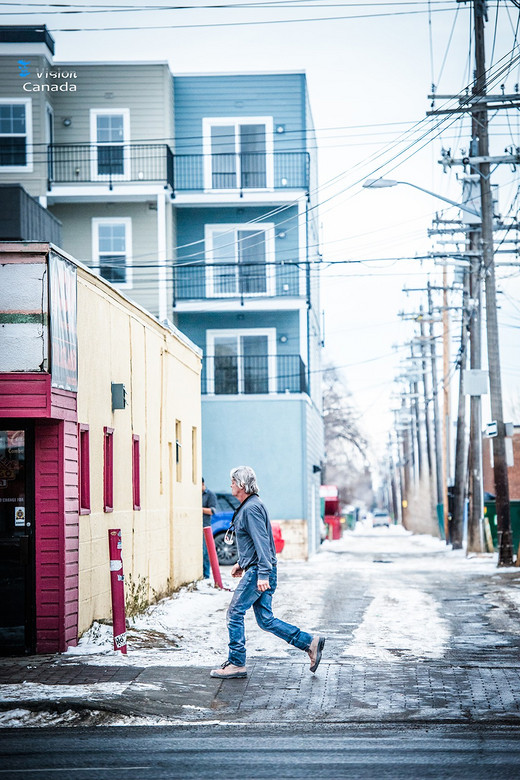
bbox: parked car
[372,509,391,528]
[211,493,285,565]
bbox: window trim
[204,222,275,298]
[132,434,141,511]
[175,420,182,482]
[0,98,33,172]
[92,217,133,289]
[78,423,91,515]
[103,426,114,513]
[206,327,277,395]
[89,108,130,182]
[202,116,274,192]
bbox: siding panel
[174,74,306,155]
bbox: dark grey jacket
[235,494,277,578]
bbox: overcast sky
[5,0,520,466]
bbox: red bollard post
[108,529,127,654]
[203,525,223,589]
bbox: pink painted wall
[0,374,79,653]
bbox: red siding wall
[35,421,62,652]
[1,373,78,653]
[0,374,51,417]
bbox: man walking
[202,478,217,579]
[210,466,325,679]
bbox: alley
[1,525,520,726]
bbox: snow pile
[65,568,324,667]
[343,586,450,661]
[0,682,127,703]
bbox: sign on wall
[49,252,78,392]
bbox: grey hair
[230,466,259,495]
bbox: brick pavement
[2,655,520,723]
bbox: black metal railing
[47,144,174,190]
[173,263,301,302]
[201,354,307,395]
[173,152,309,193]
[47,147,308,195]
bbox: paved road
[2,724,520,779]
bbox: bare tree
[322,366,372,506]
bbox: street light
[362,178,481,219]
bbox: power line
[42,5,463,31]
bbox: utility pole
[427,282,445,538]
[451,268,469,549]
[467,227,485,552]
[410,342,423,482]
[473,0,513,565]
[417,311,434,479]
[441,265,451,542]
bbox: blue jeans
[226,565,313,666]
[203,536,210,579]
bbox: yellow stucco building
[0,241,202,653]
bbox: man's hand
[231,563,243,578]
[257,578,270,592]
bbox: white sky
[5,0,520,467]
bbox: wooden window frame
[78,423,91,515]
[103,426,114,513]
[132,434,141,511]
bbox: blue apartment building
[172,73,324,558]
[0,25,324,560]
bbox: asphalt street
[2,724,520,779]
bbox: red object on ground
[325,515,342,540]
[108,529,127,654]
[272,522,285,554]
[203,525,223,588]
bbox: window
[90,108,130,180]
[92,218,132,287]
[191,426,198,485]
[205,223,275,297]
[207,329,276,395]
[203,117,273,190]
[175,420,182,482]
[0,99,32,170]
[103,427,114,513]
[78,424,90,515]
[132,435,141,511]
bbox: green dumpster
[484,500,520,554]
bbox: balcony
[173,152,309,194]
[47,144,174,190]
[46,147,309,197]
[173,263,302,304]
[202,354,307,395]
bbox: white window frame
[206,328,277,395]
[205,222,276,298]
[92,217,133,289]
[46,102,54,183]
[0,98,33,172]
[90,108,130,182]
[202,116,274,192]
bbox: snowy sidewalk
[2,526,520,727]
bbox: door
[0,427,34,654]
[208,122,268,190]
[212,333,270,395]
